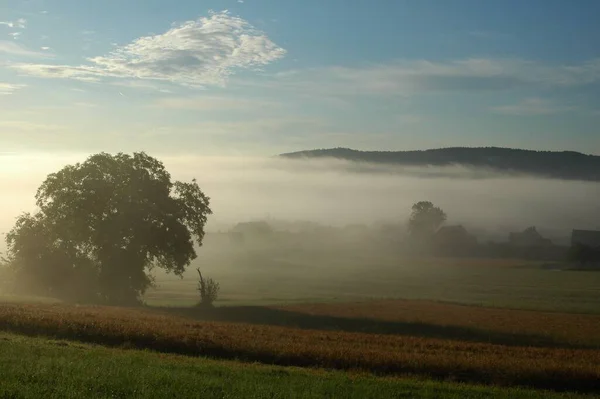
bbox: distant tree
[4,152,212,305]
[408,201,447,239]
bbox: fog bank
[1,153,599,245]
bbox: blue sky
[1,0,600,155]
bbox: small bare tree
[196,268,220,307]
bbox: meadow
[0,332,591,399]
[144,235,600,313]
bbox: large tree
[5,152,212,305]
[407,201,447,239]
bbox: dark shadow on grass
[154,305,592,350]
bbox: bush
[196,268,220,307]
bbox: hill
[279,147,600,181]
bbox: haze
[2,153,599,248]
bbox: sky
[1,0,600,156]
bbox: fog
[3,152,600,307]
[1,153,600,245]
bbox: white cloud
[0,18,27,29]
[0,40,51,57]
[250,58,600,97]
[0,83,26,95]
[12,63,102,81]
[152,95,279,110]
[9,32,22,39]
[490,98,573,116]
[41,46,50,50]
[12,10,286,87]
[110,79,173,92]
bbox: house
[571,229,600,249]
[433,225,477,255]
[509,227,552,247]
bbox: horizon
[1,1,600,156]
[281,145,600,157]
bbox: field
[144,239,600,313]
[275,299,600,347]
[0,332,590,399]
[2,244,600,397]
[0,302,599,394]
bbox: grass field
[144,245,600,313]
[0,332,591,399]
[0,302,599,394]
[2,247,600,397]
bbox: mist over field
[1,153,600,243]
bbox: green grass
[0,332,590,399]
[144,244,600,313]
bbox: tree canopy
[408,201,447,238]
[5,152,212,305]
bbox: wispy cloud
[136,117,332,154]
[490,98,573,116]
[0,82,26,95]
[0,40,52,57]
[0,18,27,29]
[249,58,600,97]
[152,95,280,111]
[12,10,286,87]
[110,79,173,93]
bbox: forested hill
[279,147,600,181]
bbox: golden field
[276,299,600,347]
[0,302,598,393]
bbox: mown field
[144,242,600,313]
[1,332,590,399]
[0,302,599,394]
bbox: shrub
[196,268,220,307]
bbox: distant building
[571,229,600,249]
[434,225,477,254]
[509,227,552,247]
